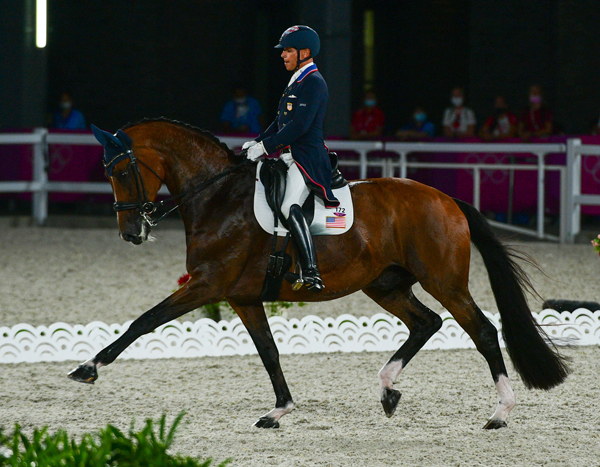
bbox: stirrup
[303,268,324,293]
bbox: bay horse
[68,118,569,429]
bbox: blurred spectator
[220,84,263,134]
[350,90,385,140]
[479,96,518,141]
[592,115,600,135]
[442,87,476,137]
[51,92,86,129]
[395,106,435,140]
[518,84,553,140]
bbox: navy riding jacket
[256,64,340,208]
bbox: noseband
[106,149,250,227]
[106,149,159,219]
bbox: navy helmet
[275,25,320,58]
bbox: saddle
[258,153,350,301]
[259,152,347,227]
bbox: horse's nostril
[122,233,142,244]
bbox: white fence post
[473,167,481,210]
[536,153,545,239]
[32,128,49,225]
[565,138,582,243]
[559,167,568,243]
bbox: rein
[109,148,250,227]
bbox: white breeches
[280,158,310,219]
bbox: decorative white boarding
[0,310,598,364]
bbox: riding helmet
[274,25,320,57]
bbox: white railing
[565,139,600,242]
[382,142,567,242]
[1,130,598,242]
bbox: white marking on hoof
[263,402,294,421]
[489,375,516,423]
[83,359,103,369]
[378,360,403,396]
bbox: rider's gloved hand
[246,142,266,161]
[242,140,258,150]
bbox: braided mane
[121,117,236,158]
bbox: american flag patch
[326,216,346,228]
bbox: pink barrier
[335,135,600,216]
[1,130,599,216]
[0,129,108,203]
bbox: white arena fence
[0,130,599,242]
[1,310,598,364]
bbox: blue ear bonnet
[92,124,133,176]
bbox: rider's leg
[287,204,323,291]
[280,163,323,292]
[280,163,310,219]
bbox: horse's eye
[116,170,128,181]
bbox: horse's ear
[115,129,133,148]
[91,124,123,149]
[91,124,107,145]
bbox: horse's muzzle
[122,232,144,244]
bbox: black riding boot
[287,204,324,292]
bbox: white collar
[287,62,315,87]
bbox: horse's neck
[176,162,256,236]
[164,143,234,196]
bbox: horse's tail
[453,198,570,390]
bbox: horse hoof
[67,363,98,384]
[381,387,402,418]
[254,416,280,429]
[482,418,508,430]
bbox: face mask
[61,101,73,110]
[234,97,247,105]
[529,95,542,105]
[451,97,463,107]
[414,112,427,122]
[365,99,376,108]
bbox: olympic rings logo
[49,145,74,176]
[462,153,510,184]
[582,155,600,184]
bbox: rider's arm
[260,77,326,155]
[256,118,278,143]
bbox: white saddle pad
[253,161,354,236]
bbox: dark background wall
[352,0,471,134]
[45,0,292,131]
[2,0,600,135]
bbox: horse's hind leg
[227,299,293,429]
[363,285,442,418]
[429,290,516,429]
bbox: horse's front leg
[68,279,215,383]
[227,299,294,428]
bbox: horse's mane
[121,117,236,158]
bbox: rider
[243,25,339,292]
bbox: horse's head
[92,124,164,244]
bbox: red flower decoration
[177,273,191,287]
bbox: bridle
[106,148,250,227]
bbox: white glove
[280,151,294,167]
[242,140,258,150]
[246,142,266,161]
